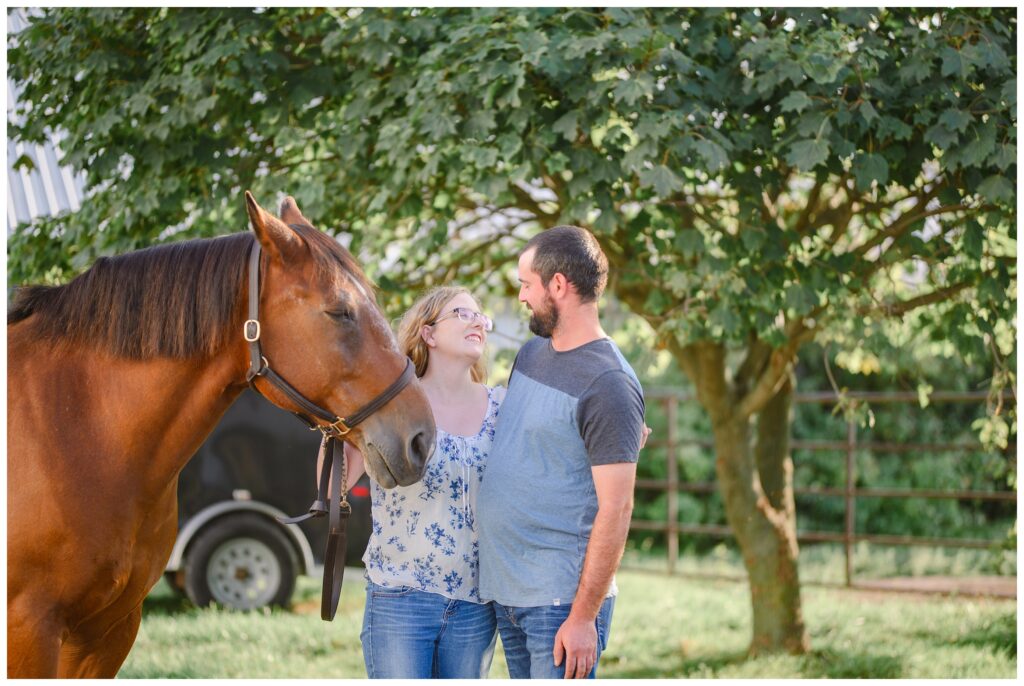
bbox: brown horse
[6,192,436,678]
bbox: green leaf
[977,41,1010,70]
[694,139,729,172]
[12,153,35,172]
[960,125,997,167]
[193,95,217,119]
[463,110,496,138]
[853,153,889,191]
[422,112,458,140]
[796,111,832,139]
[465,145,499,169]
[473,174,509,199]
[785,282,817,315]
[977,175,1014,204]
[593,207,618,233]
[644,289,671,315]
[498,132,523,159]
[635,113,671,141]
[674,229,705,256]
[639,165,684,197]
[938,109,972,133]
[552,111,579,142]
[709,301,742,336]
[613,74,652,106]
[740,227,766,252]
[859,100,879,124]
[803,53,844,84]
[127,92,155,117]
[1000,77,1016,108]
[961,220,984,258]
[780,90,812,113]
[940,46,969,79]
[990,144,1016,171]
[545,151,570,173]
[622,139,657,173]
[785,138,830,171]
[925,124,957,150]
[897,57,931,84]
[832,138,856,159]
[518,29,549,65]
[877,115,912,141]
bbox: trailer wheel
[183,513,297,610]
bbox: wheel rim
[205,536,282,610]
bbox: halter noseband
[242,234,417,621]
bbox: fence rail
[629,389,1016,595]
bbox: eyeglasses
[431,307,494,332]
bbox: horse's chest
[57,490,178,629]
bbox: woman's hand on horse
[343,441,366,491]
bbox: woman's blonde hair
[397,286,488,383]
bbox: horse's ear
[279,196,311,227]
[245,191,302,262]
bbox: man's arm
[553,461,637,678]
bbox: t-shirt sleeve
[507,348,522,386]
[576,370,646,466]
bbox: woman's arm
[343,441,366,491]
[315,440,367,492]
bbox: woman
[343,286,503,679]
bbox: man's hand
[639,424,652,449]
[553,614,597,679]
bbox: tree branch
[510,182,558,228]
[856,279,973,318]
[793,175,826,234]
[671,340,733,425]
[850,179,967,259]
[734,335,772,399]
[736,318,819,420]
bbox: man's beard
[528,295,559,337]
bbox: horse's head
[243,191,435,488]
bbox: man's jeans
[493,597,615,679]
[360,582,497,678]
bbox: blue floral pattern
[363,385,505,603]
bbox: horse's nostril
[410,430,432,472]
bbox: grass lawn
[119,567,1015,678]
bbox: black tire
[183,513,298,611]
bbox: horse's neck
[11,333,248,491]
[103,353,247,480]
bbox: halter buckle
[243,319,261,342]
[324,418,352,437]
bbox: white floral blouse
[362,385,506,603]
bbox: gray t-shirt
[477,336,645,607]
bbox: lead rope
[277,433,350,621]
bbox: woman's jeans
[361,582,497,678]
[493,596,615,679]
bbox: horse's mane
[7,225,376,360]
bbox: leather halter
[242,236,416,437]
[242,235,416,620]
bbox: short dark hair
[524,225,608,303]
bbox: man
[478,225,646,679]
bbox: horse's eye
[327,308,355,323]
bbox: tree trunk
[712,375,810,656]
[608,264,811,656]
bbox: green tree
[9,7,1016,654]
